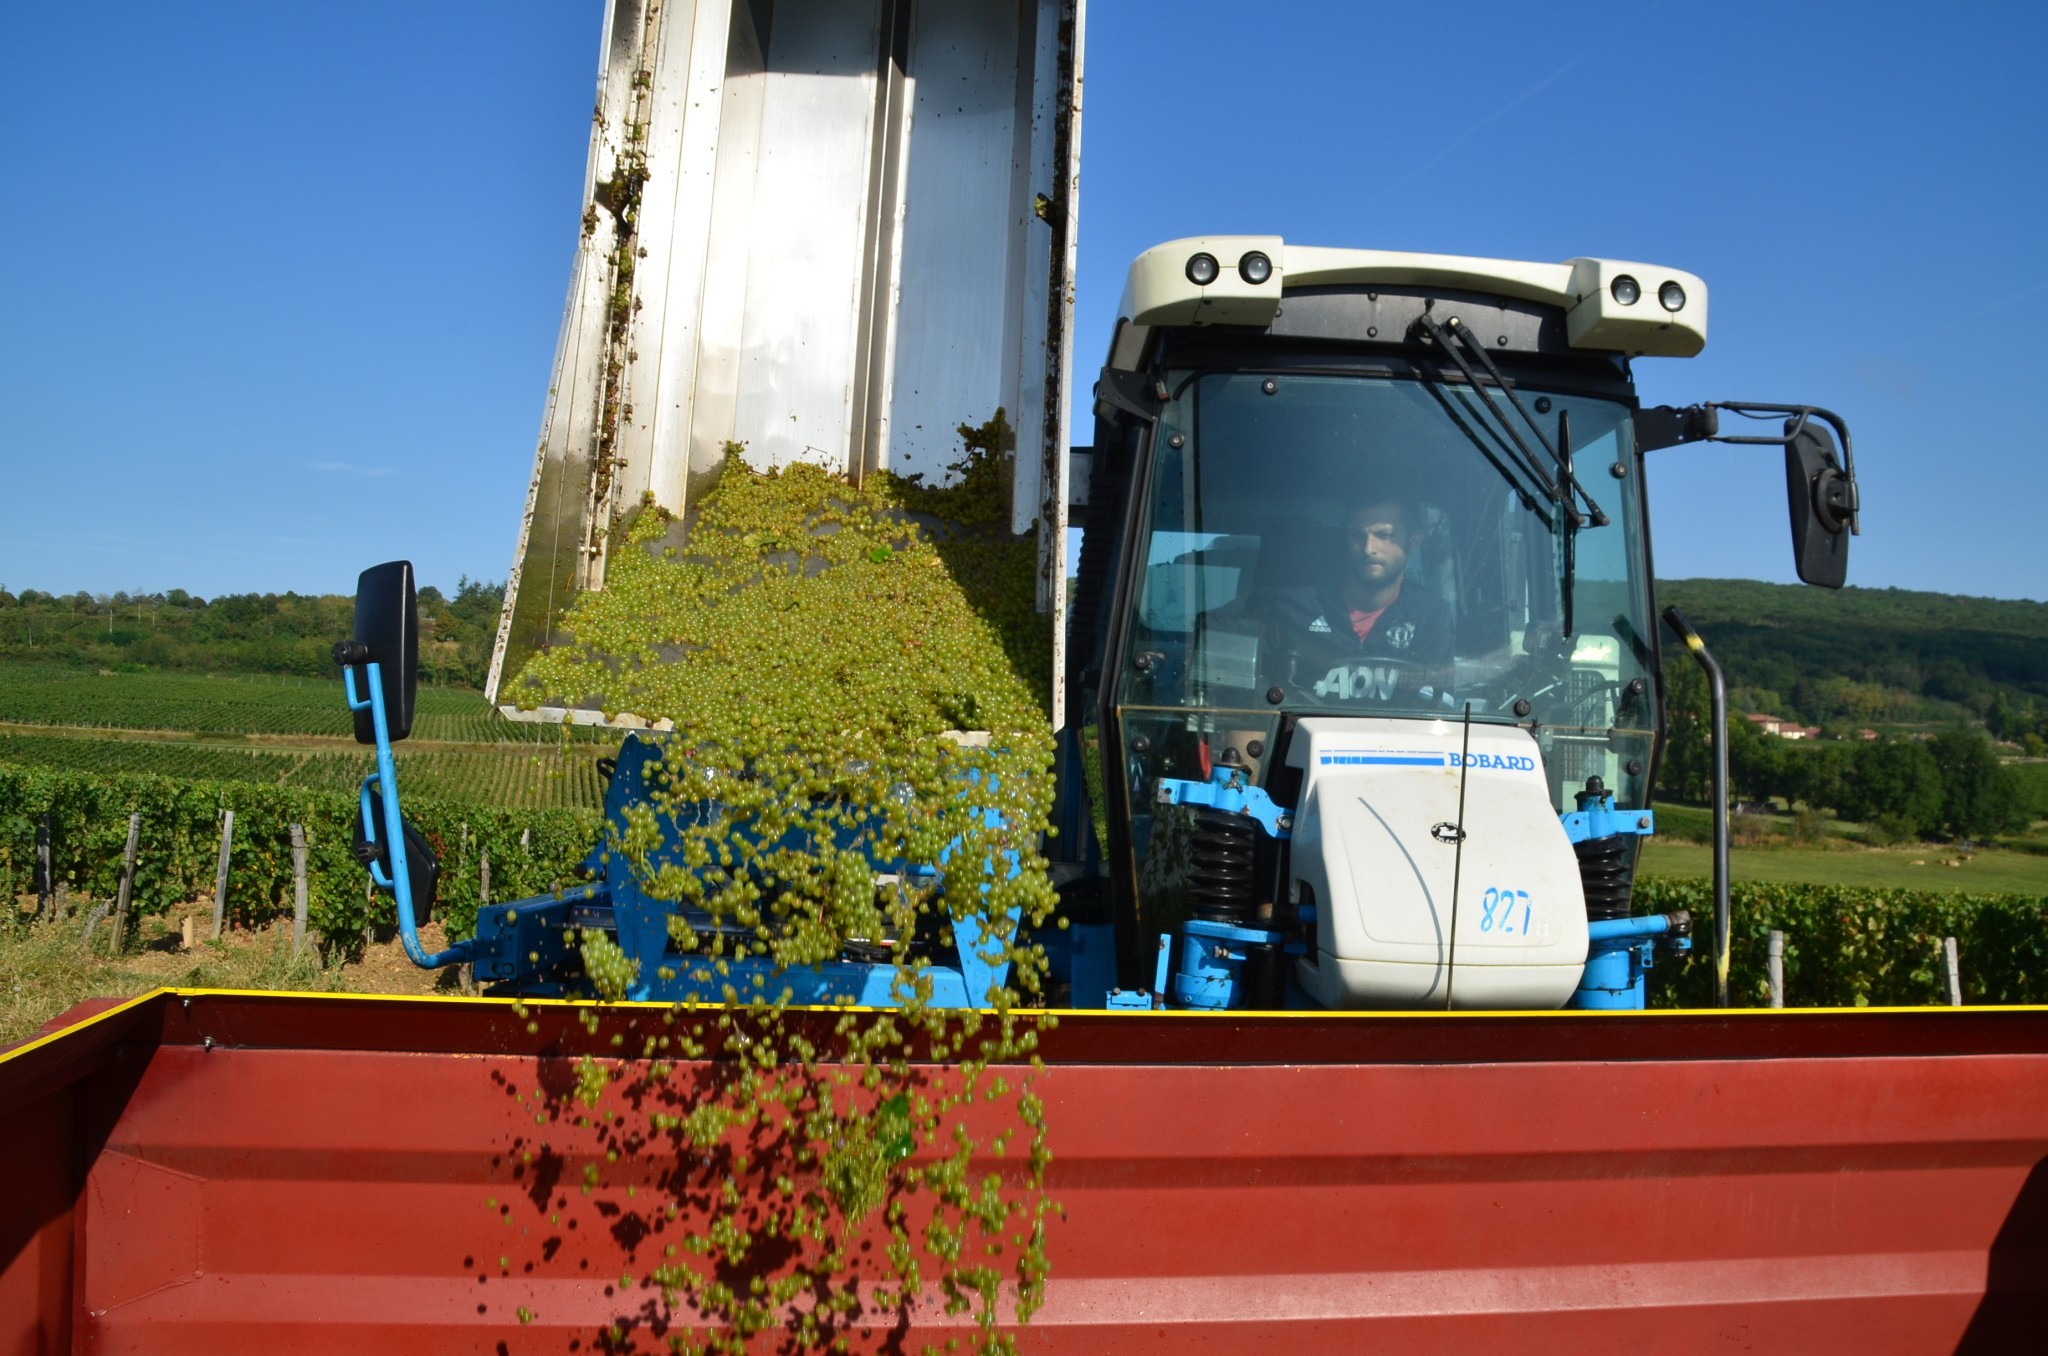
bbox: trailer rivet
[1261,379,1278,396]
[1367,326,1378,338]
[1610,461,1629,479]
[1167,432,1185,448]
[1513,699,1531,718]
[1626,759,1643,776]
[1266,686,1285,705]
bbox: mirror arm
[1643,402,1861,536]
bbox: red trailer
[6,988,2047,1353]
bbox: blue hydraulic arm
[342,661,471,970]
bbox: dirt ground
[3,898,474,1047]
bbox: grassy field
[0,662,608,811]
[0,904,462,1048]
[1642,800,2048,894]
[1639,839,2048,894]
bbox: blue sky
[3,2,2044,601]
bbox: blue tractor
[342,240,1859,1014]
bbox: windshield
[1115,369,1656,814]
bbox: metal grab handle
[1661,607,1730,1007]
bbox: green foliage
[1658,655,1712,803]
[2006,761,2048,820]
[1657,577,2048,728]
[502,437,1055,1353]
[0,662,585,743]
[1837,739,1945,837]
[1927,730,2029,838]
[1635,877,2048,1008]
[0,580,504,686]
[0,763,595,952]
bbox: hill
[1655,578,2048,736]
[0,580,502,687]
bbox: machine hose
[1188,809,1258,923]
[1574,832,1636,922]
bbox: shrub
[0,763,596,954]
[1635,877,2048,1008]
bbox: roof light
[1186,253,1220,286]
[1658,280,1686,312]
[1238,250,1273,285]
[1610,274,1641,306]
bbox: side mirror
[342,560,418,744]
[1784,421,1853,589]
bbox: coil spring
[1574,833,1635,921]
[1188,809,1258,923]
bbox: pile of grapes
[503,419,1059,1353]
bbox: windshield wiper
[1414,313,1564,517]
[1417,379,1550,519]
[1415,311,1612,635]
[1559,406,1576,636]
[1417,312,1612,532]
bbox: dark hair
[1345,497,1422,538]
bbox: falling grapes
[505,416,1060,1354]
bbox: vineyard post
[467,848,489,995]
[290,824,308,953]
[1944,936,1962,1007]
[1767,930,1785,1009]
[110,812,141,954]
[211,809,235,939]
[34,811,53,919]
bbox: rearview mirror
[1785,421,1853,589]
[345,560,418,744]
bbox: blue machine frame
[348,689,1020,1005]
[347,669,1685,1012]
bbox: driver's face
[1347,503,1413,588]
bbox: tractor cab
[1064,238,1857,1009]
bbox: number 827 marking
[1478,887,1533,936]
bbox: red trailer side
[6,990,2048,1353]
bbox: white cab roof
[1112,236,1707,367]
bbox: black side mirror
[339,560,418,744]
[1784,421,1853,589]
[353,784,439,920]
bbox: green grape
[481,423,1059,1356]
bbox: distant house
[1745,712,1820,740]
[1855,728,1880,741]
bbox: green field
[1639,839,2048,895]
[1639,799,2048,894]
[0,663,608,811]
[0,663,609,744]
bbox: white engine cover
[1287,717,1588,1009]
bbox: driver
[1277,497,1453,704]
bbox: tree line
[1658,658,2040,842]
[0,580,504,688]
